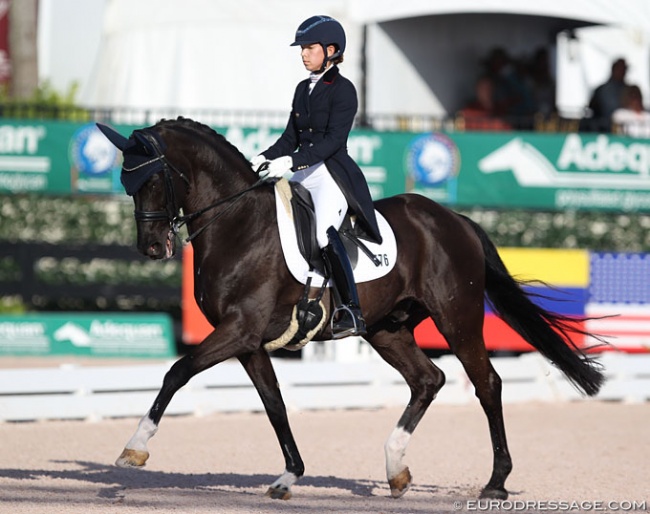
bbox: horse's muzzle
[141,231,176,260]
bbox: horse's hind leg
[368,326,446,498]
[238,349,304,500]
[437,308,512,499]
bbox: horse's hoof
[388,467,412,498]
[265,486,292,500]
[480,486,508,500]
[115,448,149,468]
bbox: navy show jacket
[262,65,382,244]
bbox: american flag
[585,253,650,353]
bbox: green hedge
[2,194,649,318]
[2,193,650,251]
[460,207,650,252]
[0,195,135,244]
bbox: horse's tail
[461,215,605,396]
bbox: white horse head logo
[478,138,556,186]
[478,136,650,190]
[53,322,92,347]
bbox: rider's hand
[265,156,293,178]
[250,154,268,172]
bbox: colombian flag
[182,243,648,353]
[415,248,589,352]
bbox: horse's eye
[149,174,163,190]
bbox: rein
[175,179,266,243]
[134,130,268,243]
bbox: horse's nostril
[147,242,163,257]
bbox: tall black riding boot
[322,226,367,339]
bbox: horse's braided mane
[155,116,250,165]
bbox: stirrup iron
[330,303,367,339]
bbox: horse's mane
[154,116,251,167]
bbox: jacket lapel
[309,65,339,99]
[296,79,310,115]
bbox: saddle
[289,181,380,275]
[265,179,397,353]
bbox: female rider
[251,15,381,339]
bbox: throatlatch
[322,226,367,339]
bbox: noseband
[133,130,267,243]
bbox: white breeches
[290,161,348,248]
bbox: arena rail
[0,353,647,422]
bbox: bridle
[132,130,267,243]
[131,131,189,228]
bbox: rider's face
[300,44,334,72]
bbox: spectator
[587,57,629,132]
[611,85,650,138]
[459,75,512,131]
[482,47,534,127]
[527,47,556,117]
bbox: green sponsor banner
[216,126,412,200]
[0,119,123,195]
[0,313,175,358]
[401,131,650,211]
[0,120,412,198]
[3,118,649,212]
[121,125,650,212]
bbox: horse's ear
[133,130,156,155]
[96,123,128,151]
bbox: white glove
[250,154,267,172]
[265,156,293,178]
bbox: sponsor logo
[69,124,118,176]
[69,123,121,193]
[53,320,165,347]
[479,135,650,189]
[407,132,460,187]
[0,315,174,357]
[53,322,92,347]
[0,124,50,192]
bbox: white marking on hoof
[117,414,158,467]
[115,448,149,468]
[385,427,413,497]
[266,470,298,500]
[388,467,412,498]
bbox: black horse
[97,117,604,501]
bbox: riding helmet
[290,15,346,57]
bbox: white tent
[348,0,650,27]
[80,0,650,120]
[81,0,357,115]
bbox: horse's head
[97,123,189,259]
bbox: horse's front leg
[115,326,260,468]
[238,349,304,500]
[115,354,193,467]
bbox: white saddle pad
[274,179,397,288]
